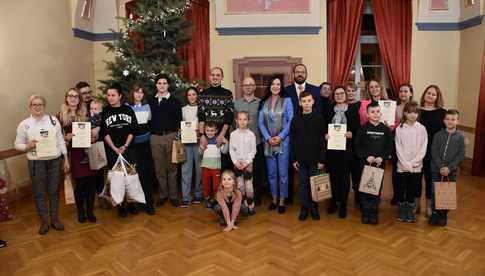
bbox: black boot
[327,199,338,214]
[299,207,309,221]
[86,188,96,223]
[361,208,370,224]
[368,209,378,225]
[74,189,86,223]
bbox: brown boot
[50,219,65,231]
[38,222,49,235]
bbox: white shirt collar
[156,92,171,102]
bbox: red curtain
[472,41,485,177]
[371,0,412,99]
[179,0,210,82]
[327,0,364,86]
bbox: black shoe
[310,207,320,220]
[299,207,309,221]
[78,212,87,223]
[192,197,202,204]
[170,199,179,208]
[118,205,128,218]
[361,210,370,224]
[146,206,156,215]
[438,212,448,226]
[156,198,167,207]
[327,201,338,214]
[268,202,277,211]
[249,208,256,216]
[338,206,347,219]
[0,240,6,248]
[204,198,215,209]
[38,222,49,235]
[254,199,262,207]
[368,210,378,225]
[390,197,398,206]
[51,220,65,231]
[127,203,139,215]
[180,201,189,208]
[86,212,97,223]
[277,205,286,214]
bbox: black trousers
[397,172,420,203]
[391,146,400,201]
[135,141,155,208]
[74,175,96,215]
[253,143,266,204]
[350,154,362,192]
[94,169,105,195]
[420,156,433,199]
[327,151,351,209]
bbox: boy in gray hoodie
[430,109,465,226]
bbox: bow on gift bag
[102,154,145,206]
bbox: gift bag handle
[112,154,128,176]
[440,176,450,183]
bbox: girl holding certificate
[15,95,69,235]
[324,86,360,218]
[58,88,96,224]
[129,84,155,215]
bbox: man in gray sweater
[430,109,465,226]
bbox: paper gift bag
[359,165,384,196]
[88,141,107,170]
[310,173,332,202]
[172,140,186,164]
[434,180,457,210]
[64,174,75,205]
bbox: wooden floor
[1,173,485,276]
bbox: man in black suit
[285,64,322,204]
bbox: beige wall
[209,0,327,93]
[0,0,94,188]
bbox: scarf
[263,96,285,156]
[332,104,348,124]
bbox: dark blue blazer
[285,83,322,114]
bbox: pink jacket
[395,121,428,173]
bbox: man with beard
[285,64,321,204]
[198,67,234,171]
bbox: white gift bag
[106,155,128,205]
[88,141,107,170]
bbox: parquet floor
[1,173,485,276]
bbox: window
[349,0,387,100]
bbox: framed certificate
[180,121,197,144]
[72,122,91,148]
[378,100,397,125]
[36,127,58,158]
[327,124,346,150]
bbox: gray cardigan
[431,129,465,174]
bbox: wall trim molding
[0,149,23,160]
[216,26,321,36]
[72,28,117,41]
[416,15,483,31]
[458,124,476,134]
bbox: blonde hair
[59,88,87,126]
[219,170,237,191]
[28,94,46,107]
[364,79,388,100]
[90,99,103,109]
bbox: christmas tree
[99,0,194,99]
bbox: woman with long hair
[258,76,294,214]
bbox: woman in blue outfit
[258,76,294,214]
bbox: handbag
[310,172,332,202]
[434,177,457,210]
[172,139,186,163]
[64,174,75,205]
[88,141,107,170]
[359,164,384,196]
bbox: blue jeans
[181,143,202,202]
[298,164,318,209]
[266,149,289,198]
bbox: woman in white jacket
[395,101,428,223]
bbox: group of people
[11,63,465,235]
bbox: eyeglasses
[67,94,80,99]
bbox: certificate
[378,100,397,125]
[72,122,91,148]
[36,127,58,158]
[327,124,347,150]
[180,121,197,144]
